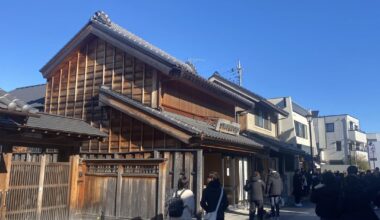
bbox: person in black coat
[244,171,265,220]
[200,172,229,220]
[293,169,303,207]
[339,166,379,220]
[311,171,341,220]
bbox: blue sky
[1,1,379,132]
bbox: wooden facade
[33,11,303,219]
[44,36,237,153]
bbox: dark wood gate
[5,155,71,220]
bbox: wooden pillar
[0,150,12,220]
[115,164,123,217]
[157,159,167,218]
[68,155,80,219]
[196,150,203,216]
[36,154,46,220]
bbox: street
[226,202,318,220]
[226,201,380,220]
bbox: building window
[325,123,334,132]
[255,109,271,130]
[349,121,354,130]
[336,141,342,151]
[295,121,308,139]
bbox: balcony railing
[348,129,367,143]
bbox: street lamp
[306,110,314,171]
[369,142,376,170]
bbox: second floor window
[336,141,342,151]
[326,123,334,132]
[255,109,271,130]
[295,121,308,139]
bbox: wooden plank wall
[161,80,235,122]
[44,37,160,153]
[79,161,163,219]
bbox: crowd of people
[308,166,380,220]
[167,166,380,220]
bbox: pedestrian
[293,169,303,207]
[310,171,341,220]
[244,171,265,220]
[266,169,283,219]
[169,175,195,220]
[200,172,228,220]
[339,166,379,220]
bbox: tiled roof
[0,88,106,138]
[9,84,45,109]
[26,113,107,137]
[0,88,38,114]
[208,73,289,116]
[100,86,263,148]
[90,11,194,74]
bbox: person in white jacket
[170,175,195,220]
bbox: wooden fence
[77,149,203,219]
[4,155,71,220]
[76,158,166,219]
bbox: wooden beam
[115,164,123,217]
[196,149,203,215]
[108,108,112,153]
[102,42,106,85]
[119,113,122,153]
[142,63,145,104]
[49,76,54,114]
[65,61,71,117]
[151,70,158,108]
[68,155,80,219]
[44,80,50,113]
[157,159,168,217]
[36,154,46,220]
[57,69,63,115]
[82,44,89,120]
[111,47,116,90]
[99,94,192,144]
[121,52,125,94]
[74,51,80,117]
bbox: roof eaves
[209,74,289,116]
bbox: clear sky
[1,1,379,132]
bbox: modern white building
[367,133,380,169]
[313,114,368,169]
[268,97,317,163]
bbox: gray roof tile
[0,88,38,114]
[9,84,45,110]
[100,86,263,148]
[90,11,193,73]
[26,113,107,137]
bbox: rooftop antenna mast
[236,60,243,86]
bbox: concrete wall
[314,115,367,165]
[367,133,380,169]
[268,97,317,156]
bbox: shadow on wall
[278,128,297,146]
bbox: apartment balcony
[348,129,367,143]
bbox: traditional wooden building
[37,11,304,219]
[0,88,106,219]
